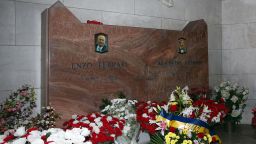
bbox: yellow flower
[165,136,171,144]
[170,102,178,105]
[171,139,178,144]
[155,116,170,127]
[203,136,207,141]
[165,132,177,144]
[182,140,192,144]
[206,134,212,142]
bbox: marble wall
[0,0,222,118]
[222,0,256,124]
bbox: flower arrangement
[28,106,61,130]
[192,98,228,126]
[143,86,223,144]
[164,127,220,144]
[168,86,192,114]
[0,126,92,144]
[63,113,125,144]
[214,81,249,124]
[101,98,138,140]
[136,101,166,134]
[0,85,36,132]
[252,106,256,128]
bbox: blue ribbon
[160,109,210,130]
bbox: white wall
[222,0,256,124]
[0,0,222,115]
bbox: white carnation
[243,94,248,100]
[142,113,148,118]
[230,96,238,103]
[72,115,77,119]
[231,109,242,117]
[0,135,6,143]
[232,83,238,90]
[30,139,44,144]
[92,126,100,134]
[225,86,231,91]
[221,90,230,99]
[14,127,26,137]
[12,138,26,144]
[89,123,96,127]
[47,130,66,143]
[80,128,90,137]
[94,117,101,123]
[220,82,226,87]
[73,120,79,124]
[107,116,112,122]
[211,112,221,123]
[122,125,131,134]
[96,121,103,127]
[215,87,220,92]
[27,131,42,142]
[91,114,96,118]
[148,108,153,113]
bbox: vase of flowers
[214,81,249,126]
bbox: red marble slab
[41,2,208,126]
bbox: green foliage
[0,85,36,132]
[28,105,61,130]
[214,81,249,124]
[149,132,165,144]
[99,98,111,113]
[99,91,127,112]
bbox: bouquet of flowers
[164,127,220,144]
[0,126,92,144]
[28,105,61,130]
[136,101,166,134]
[192,98,228,126]
[168,86,192,114]
[146,87,223,144]
[214,81,249,124]
[252,106,256,128]
[101,98,138,140]
[63,113,125,144]
[0,85,36,132]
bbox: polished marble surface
[217,124,256,144]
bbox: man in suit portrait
[95,33,108,53]
[178,37,187,54]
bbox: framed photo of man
[95,33,108,53]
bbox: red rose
[169,127,176,133]
[197,133,204,139]
[170,104,178,112]
[212,136,217,142]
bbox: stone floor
[138,125,256,144]
[216,124,256,144]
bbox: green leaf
[149,133,165,144]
